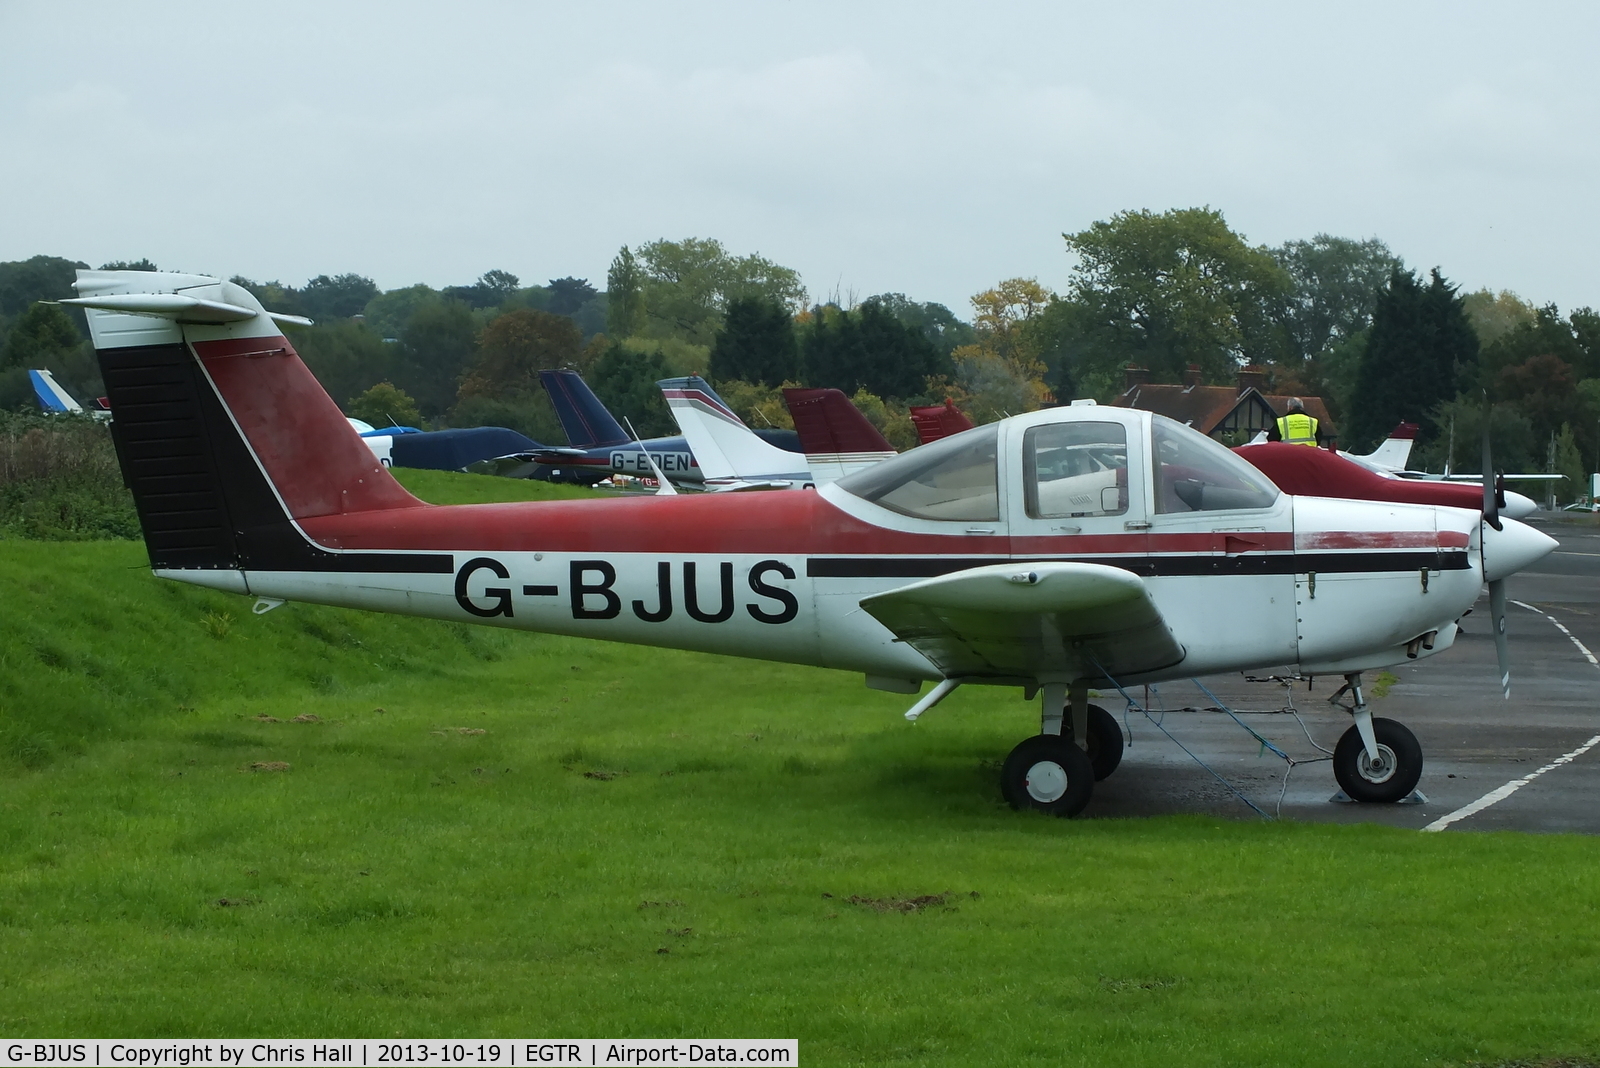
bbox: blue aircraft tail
[30,368,83,414]
[538,369,630,448]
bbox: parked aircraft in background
[1236,441,1538,520]
[530,369,803,487]
[910,400,976,445]
[30,368,85,414]
[29,368,110,419]
[659,375,813,489]
[30,359,560,479]
[70,269,1559,818]
[777,387,896,484]
[654,379,895,489]
[530,368,697,485]
[1336,421,1561,505]
[349,419,547,475]
[1339,422,1421,473]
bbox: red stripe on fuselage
[299,490,997,555]
[292,491,1460,559]
[1296,530,1468,550]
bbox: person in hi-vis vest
[1268,397,1322,446]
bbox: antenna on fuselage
[625,417,678,496]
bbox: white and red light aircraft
[66,270,1558,817]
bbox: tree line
[4,211,1598,497]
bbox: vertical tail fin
[29,368,85,414]
[910,399,975,445]
[1357,422,1420,470]
[67,270,421,576]
[781,387,896,484]
[658,376,810,484]
[537,368,631,448]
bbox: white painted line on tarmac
[1512,599,1600,667]
[1554,551,1600,558]
[1423,600,1600,831]
[1423,735,1600,831]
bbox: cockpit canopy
[1149,414,1279,513]
[835,409,1278,519]
[839,423,1000,521]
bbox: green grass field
[1,472,1598,1064]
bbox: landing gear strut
[1330,671,1423,803]
[1001,681,1121,817]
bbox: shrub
[0,412,138,540]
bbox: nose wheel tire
[1066,704,1125,781]
[1001,735,1095,817]
[1332,717,1423,803]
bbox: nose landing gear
[1329,672,1424,803]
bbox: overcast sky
[2,1,1596,316]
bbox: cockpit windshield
[1151,414,1279,513]
[836,423,999,521]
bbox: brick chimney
[1123,365,1150,390]
[1236,365,1266,393]
[1182,364,1203,389]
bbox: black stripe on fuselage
[805,551,1470,579]
[98,342,452,576]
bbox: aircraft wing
[859,561,1185,681]
[1440,472,1565,483]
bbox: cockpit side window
[1151,414,1280,513]
[1024,421,1128,518]
[836,423,999,521]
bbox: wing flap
[860,561,1184,681]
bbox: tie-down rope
[1088,656,1332,819]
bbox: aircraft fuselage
[177,483,1485,688]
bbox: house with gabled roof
[1111,364,1337,447]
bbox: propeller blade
[1482,399,1501,530]
[1489,577,1510,699]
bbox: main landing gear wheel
[1066,704,1124,781]
[1001,735,1094,817]
[1332,717,1423,803]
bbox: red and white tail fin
[782,388,896,485]
[1345,422,1419,472]
[68,270,422,579]
[658,376,812,487]
[910,399,975,445]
